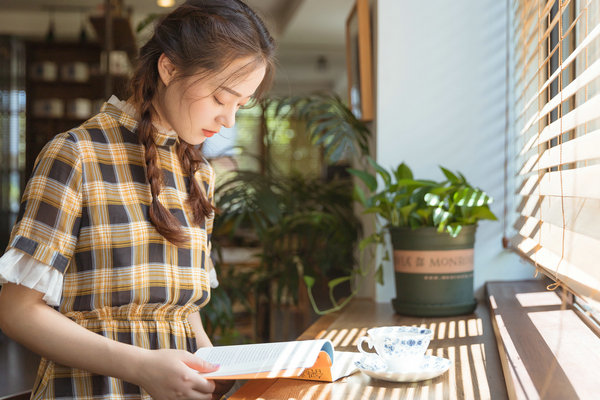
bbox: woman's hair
[129,0,276,246]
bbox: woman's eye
[213,96,224,106]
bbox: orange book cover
[194,339,357,382]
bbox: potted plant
[350,159,497,316]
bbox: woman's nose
[218,107,236,128]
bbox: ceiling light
[157,0,175,7]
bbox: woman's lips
[202,129,217,138]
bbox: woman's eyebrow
[221,86,253,98]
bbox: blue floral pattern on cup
[357,326,434,371]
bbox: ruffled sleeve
[207,255,219,289]
[7,132,82,274]
[0,248,63,306]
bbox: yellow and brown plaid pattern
[8,102,214,399]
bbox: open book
[194,339,358,382]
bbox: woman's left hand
[211,379,235,400]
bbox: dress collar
[103,95,179,147]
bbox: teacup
[357,326,433,371]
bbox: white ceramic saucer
[354,353,451,383]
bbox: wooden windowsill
[486,279,600,399]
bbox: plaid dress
[7,100,214,399]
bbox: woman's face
[156,56,266,146]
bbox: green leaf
[433,207,451,226]
[440,166,460,183]
[399,203,417,221]
[415,208,432,223]
[362,206,384,215]
[367,157,392,187]
[311,120,339,144]
[303,275,316,288]
[327,140,348,163]
[447,223,463,237]
[328,276,351,289]
[375,264,384,285]
[468,206,498,220]
[394,163,413,180]
[359,233,384,251]
[454,187,493,207]
[424,193,442,206]
[353,185,368,206]
[348,168,377,192]
[382,250,390,261]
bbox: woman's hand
[136,348,220,400]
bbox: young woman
[0,1,275,399]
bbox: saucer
[354,353,451,382]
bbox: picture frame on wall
[346,0,373,122]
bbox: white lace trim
[0,249,63,306]
[209,268,219,289]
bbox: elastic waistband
[65,303,199,322]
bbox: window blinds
[510,0,600,301]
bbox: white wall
[373,0,535,302]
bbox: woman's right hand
[135,348,220,400]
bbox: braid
[133,52,188,246]
[177,142,216,225]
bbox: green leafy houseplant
[349,159,498,316]
[203,94,368,341]
[350,158,497,249]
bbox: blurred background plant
[200,94,372,343]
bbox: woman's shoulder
[41,111,138,153]
[70,111,138,145]
[37,111,139,165]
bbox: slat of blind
[519,22,600,122]
[521,93,600,153]
[520,56,600,138]
[515,51,539,93]
[517,152,538,177]
[518,164,600,199]
[535,128,600,169]
[516,195,600,240]
[518,127,600,177]
[510,234,600,301]
[518,127,540,157]
[514,218,600,284]
[518,65,541,110]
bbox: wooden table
[229,299,507,400]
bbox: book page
[196,339,333,379]
[330,351,359,381]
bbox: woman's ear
[157,53,176,86]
